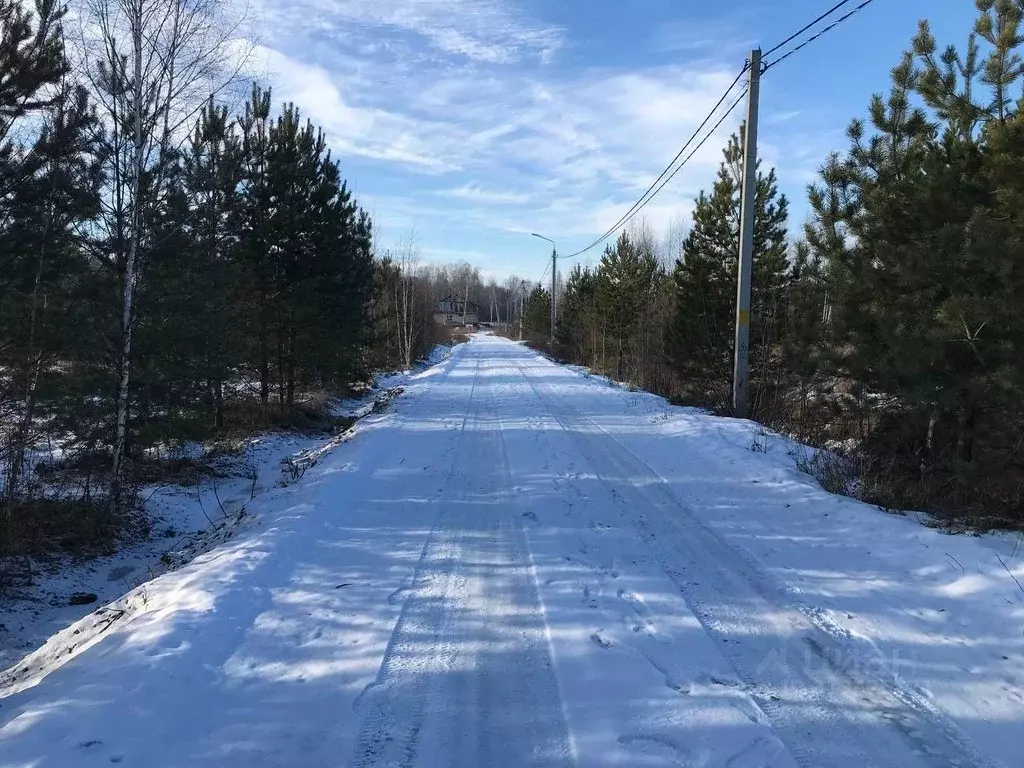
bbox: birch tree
[78,0,245,512]
[394,236,422,369]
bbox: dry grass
[792,447,858,497]
[3,497,143,562]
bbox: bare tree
[393,234,422,370]
[76,0,249,512]
[660,212,688,267]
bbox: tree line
[371,246,539,370]
[526,0,1024,527]
[0,0,405,559]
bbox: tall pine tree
[669,128,788,410]
[595,231,666,382]
[800,0,1024,520]
[0,0,102,548]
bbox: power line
[763,0,857,58]
[764,0,876,71]
[567,85,749,259]
[618,87,749,232]
[555,1,876,261]
[564,66,747,259]
[563,64,749,260]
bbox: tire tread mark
[349,355,483,768]
[510,356,1002,768]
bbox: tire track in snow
[349,356,483,767]
[349,345,574,767]
[490,368,580,765]
[511,356,1003,768]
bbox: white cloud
[248,0,562,64]
[767,109,804,124]
[248,45,459,173]
[438,184,532,205]
[237,0,786,274]
[339,0,562,63]
[249,36,745,210]
[645,15,755,59]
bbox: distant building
[433,295,479,326]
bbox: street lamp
[531,233,556,345]
[518,279,528,341]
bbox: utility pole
[550,246,557,346]
[733,48,762,420]
[531,233,557,346]
[519,281,526,341]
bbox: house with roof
[433,294,479,326]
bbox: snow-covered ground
[1,334,1022,767]
[0,371,426,676]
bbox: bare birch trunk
[109,1,144,514]
[401,270,413,369]
[82,0,246,512]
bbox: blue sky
[245,0,975,280]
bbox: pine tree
[0,0,102,548]
[595,231,665,380]
[669,128,789,410]
[238,85,275,415]
[133,149,200,446]
[976,110,1024,441]
[131,98,246,444]
[0,0,67,131]
[522,286,551,343]
[799,1,1024,521]
[555,265,599,364]
[297,151,374,389]
[259,103,374,402]
[189,99,244,427]
[0,12,383,554]
[779,241,831,437]
[912,0,1023,135]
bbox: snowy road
[2,334,1024,767]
